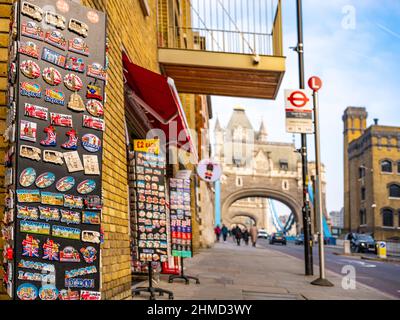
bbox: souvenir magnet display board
[133,140,169,264]
[169,179,192,258]
[6,0,107,300]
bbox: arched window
[360,209,367,225]
[381,160,393,173]
[382,208,394,227]
[389,184,400,198]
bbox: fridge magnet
[83,195,102,210]
[20,220,51,235]
[81,230,100,244]
[25,103,48,121]
[43,239,60,261]
[43,150,64,165]
[87,62,107,81]
[65,55,85,73]
[51,113,72,127]
[65,266,97,279]
[83,115,105,131]
[45,11,66,30]
[4,168,12,187]
[83,155,100,175]
[63,195,83,209]
[39,206,60,222]
[17,271,55,284]
[45,30,67,50]
[68,92,85,112]
[86,100,104,118]
[82,211,100,225]
[39,285,59,301]
[41,192,64,206]
[35,172,56,189]
[64,73,83,92]
[17,205,39,220]
[19,167,37,187]
[60,246,80,263]
[60,210,80,225]
[69,37,89,56]
[77,180,96,195]
[59,290,80,301]
[17,283,38,301]
[18,260,55,273]
[56,176,76,192]
[20,60,41,79]
[86,83,103,101]
[42,47,66,68]
[68,18,89,38]
[18,41,39,59]
[42,67,62,86]
[82,134,101,153]
[64,151,84,172]
[9,62,17,83]
[61,129,79,150]
[20,120,37,142]
[65,278,94,289]
[21,2,43,21]
[45,89,65,106]
[6,101,16,126]
[20,82,42,98]
[52,225,80,240]
[40,126,57,147]
[16,189,41,203]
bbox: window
[236,177,243,187]
[381,160,393,173]
[389,184,400,198]
[359,166,366,179]
[360,209,367,225]
[361,187,366,201]
[279,160,289,171]
[382,208,394,227]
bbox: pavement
[132,240,398,300]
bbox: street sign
[308,76,323,92]
[284,89,314,134]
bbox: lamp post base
[311,277,334,287]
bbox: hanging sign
[196,159,222,182]
[284,89,314,134]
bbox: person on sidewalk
[250,224,258,247]
[243,228,250,246]
[214,225,222,242]
[221,224,229,243]
[231,225,237,241]
[235,226,242,246]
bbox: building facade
[343,107,400,240]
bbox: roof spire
[258,119,268,142]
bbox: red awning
[123,53,197,161]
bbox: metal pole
[311,91,334,287]
[296,0,313,276]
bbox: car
[269,232,287,245]
[345,233,377,253]
[257,230,269,239]
[295,234,304,245]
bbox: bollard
[344,240,351,255]
[377,241,387,259]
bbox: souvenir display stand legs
[132,262,173,300]
[3,0,107,300]
[168,256,200,285]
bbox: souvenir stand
[168,178,199,285]
[131,139,173,300]
[2,0,107,300]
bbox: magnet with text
[40,126,57,147]
[83,115,105,131]
[52,225,80,240]
[39,206,60,222]
[80,290,101,301]
[45,89,65,105]
[22,21,44,40]
[69,37,89,56]
[42,47,66,68]
[41,192,64,206]
[16,189,41,203]
[82,211,100,225]
[87,62,107,81]
[82,134,101,153]
[65,55,85,73]
[83,195,102,210]
[20,82,42,98]
[65,266,97,279]
[17,205,39,220]
[59,290,80,300]
[18,41,39,59]
[60,246,81,263]
[45,30,67,50]
[20,120,38,142]
[18,260,55,273]
[60,210,81,225]
[25,103,48,121]
[62,129,79,150]
[63,195,83,209]
[20,220,50,236]
[51,113,72,127]
[42,67,62,86]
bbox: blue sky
[210,0,400,213]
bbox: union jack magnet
[83,115,105,132]
[43,239,60,261]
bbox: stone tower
[342,107,368,232]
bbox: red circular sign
[308,76,323,92]
[288,91,310,108]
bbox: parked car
[257,230,269,239]
[269,232,287,245]
[345,233,377,253]
[295,234,304,245]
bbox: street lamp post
[295,0,314,276]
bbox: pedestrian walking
[250,224,258,247]
[235,226,242,246]
[221,224,229,243]
[243,228,250,246]
[214,225,221,242]
[231,225,237,241]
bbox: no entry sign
[284,89,314,134]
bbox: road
[258,239,400,299]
